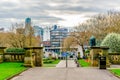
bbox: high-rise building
[33,26,44,40]
[25,18,31,35]
[42,25,69,53]
[25,18,31,24]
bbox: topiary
[101,33,120,52]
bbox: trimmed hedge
[6,48,25,53]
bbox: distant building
[33,26,44,40]
[43,26,51,41]
[43,41,51,47]
[50,25,68,47]
[25,17,31,35]
[0,28,4,32]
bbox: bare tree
[7,23,40,48]
[75,10,120,46]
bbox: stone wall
[24,47,43,67]
[108,53,120,64]
[0,47,43,68]
[0,47,6,63]
[4,53,24,62]
[90,47,101,67]
[89,46,110,67]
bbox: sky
[1,0,120,29]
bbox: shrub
[85,49,90,54]
[6,48,25,53]
[101,33,120,52]
[43,59,54,64]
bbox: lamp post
[66,52,68,68]
[59,31,62,59]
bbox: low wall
[4,52,25,62]
[0,47,43,67]
[108,53,120,64]
[0,54,3,63]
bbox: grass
[78,59,90,67]
[109,69,120,77]
[43,64,57,67]
[50,59,60,64]
[43,59,60,67]
[0,62,27,80]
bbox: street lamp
[59,31,62,59]
[66,52,68,68]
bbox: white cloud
[0,0,120,28]
[51,14,89,27]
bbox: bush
[6,48,25,53]
[43,59,54,64]
[85,49,90,54]
[101,33,120,52]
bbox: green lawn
[0,62,27,80]
[78,59,90,67]
[109,69,120,77]
[43,59,60,67]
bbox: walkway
[11,67,120,80]
[110,65,120,68]
[56,60,77,67]
[11,60,120,80]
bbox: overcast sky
[1,0,120,29]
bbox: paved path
[110,65,120,68]
[11,67,120,80]
[56,60,77,68]
[10,60,120,80]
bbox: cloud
[0,0,120,28]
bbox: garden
[0,47,61,80]
[78,59,90,67]
[82,33,120,77]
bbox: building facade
[43,26,51,41]
[50,25,68,47]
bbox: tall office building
[33,26,44,40]
[25,18,31,35]
[50,25,68,47]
